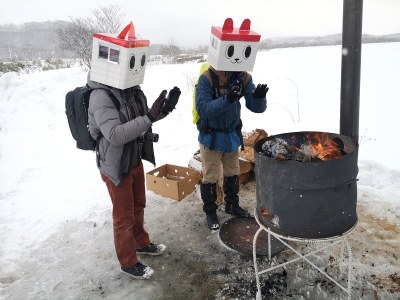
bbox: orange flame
[302,133,343,161]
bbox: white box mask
[90,22,149,90]
[207,18,261,72]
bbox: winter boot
[224,175,251,218]
[200,183,220,230]
[206,212,220,231]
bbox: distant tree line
[258,33,400,50]
[1,6,399,67]
[0,21,75,61]
[0,6,207,67]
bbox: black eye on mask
[129,54,136,69]
[226,45,234,58]
[141,54,146,68]
[244,46,252,59]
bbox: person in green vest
[194,18,268,231]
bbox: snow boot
[224,175,251,218]
[200,182,220,230]
[121,262,154,279]
[206,211,220,231]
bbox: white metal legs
[253,214,354,300]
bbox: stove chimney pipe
[340,0,363,144]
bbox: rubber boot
[200,183,220,230]
[224,175,251,218]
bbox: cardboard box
[146,164,201,201]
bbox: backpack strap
[203,69,221,99]
[200,68,246,151]
[87,85,122,113]
[94,88,124,167]
[236,119,245,151]
[105,90,121,111]
[203,69,250,98]
[208,68,221,98]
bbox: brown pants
[200,144,240,184]
[101,164,150,268]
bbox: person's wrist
[146,112,156,122]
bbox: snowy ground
[0,43,399,299]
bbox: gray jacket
[87,78,154,186]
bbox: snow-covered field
[0,43,399,299]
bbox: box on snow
[146,164,201,201]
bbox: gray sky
[1,0,400,47]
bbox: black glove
[252,84,269,99]
[146,90,167,122]
[227,83,243,103]
[162,86,181,114]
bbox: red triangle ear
[240,19,251,32]
[118,22,136,40]
[222,18,234,32]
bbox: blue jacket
[195,69,267,153]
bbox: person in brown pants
[101,165,152,271]
[87,22,181,279]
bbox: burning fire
[262,132,346,162]
[298,132,344,161]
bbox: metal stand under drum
[252,210,356,300]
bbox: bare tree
[57,5,125,68]
[159,37,182,62]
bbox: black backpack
[65,85,120,151]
